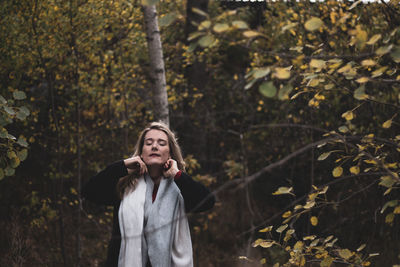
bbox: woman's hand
[123,156,147,175]
[163,159,179,179]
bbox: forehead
[144,129,168,141]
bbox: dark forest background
[1,0,400,266]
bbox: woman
[82,122,215,267]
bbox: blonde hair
[117,122,186,199]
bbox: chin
[145,160,163,166]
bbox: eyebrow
[144,138,167,142]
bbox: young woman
[82,122,215,267]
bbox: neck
[148,166,162,185]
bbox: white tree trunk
[142,5,169,126]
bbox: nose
[151,142,158,150]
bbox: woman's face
[141,129,170,167]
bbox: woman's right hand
[123,156,147,175]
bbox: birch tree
[142,3,169,126]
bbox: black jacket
[82,160,215,267]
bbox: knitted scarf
[118,175,193,267]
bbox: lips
[149,153,160,157]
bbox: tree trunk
[142,5,169,126]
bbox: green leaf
[7,151,16,159]
[213,23,229,33]
[276,224,288,233]
[159,12,177,27]
[17,137,28,147]
[4,106,15,115]
[278,84,293,100]
[376,44,393,56]
[187,42,198,53]
[10,157,20,168]
[317,151,332,161]
[4,166,15,176]
[304,17,324,31]
[354,85,368,100]
[338,125,349,133]
[259,82,277,98]
[0,95,7,104]
[252,67,270,79]
[13,90,26,100]
[7,133,16,140]
[17,149,28,161]
[198,34,215,47]
[381,200,398,213]
[390,46,400,63]
[0,168,4,180]
[187,31,204,41]
[244,79,257,90]
[232,20,248,29]
[379,175,396,188]
[19,106,30,116]
[191,7,208,17]
[16,110,27,120]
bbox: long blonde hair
[117,122,186,199]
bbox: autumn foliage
[1,0,400,266]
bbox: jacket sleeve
[82,160,128,206]
[174,172,215,213]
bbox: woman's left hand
[163,159,179,179]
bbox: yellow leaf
[350,166,360,175]
[243,30,261,38]
[341,110,354,121]
[272,186,293,195]
[385,213,395,224]
[361,59,376,67]
[356,77,370,83]
[232,20,248,29]
[282,211,292,218]
[304,200,315,209]
[366,34,381,45]
[260,258,266,264]
[338,249,353,260]
[198,20,211,30]
[310,216,318,226]
[213,23,229,33]
[393,206,400,214]
[309,59,326,69]
[274,67,291,79]
[294,241,304,250]
[259,226,273,233]
[303,235,316,240]
[355,27,368,48]
[357,244,366,251]
[382,119,392,129]
[260,241,275,248]
[304,17,324,31]
[332,166,343,177]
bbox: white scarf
[118,175,193,267]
